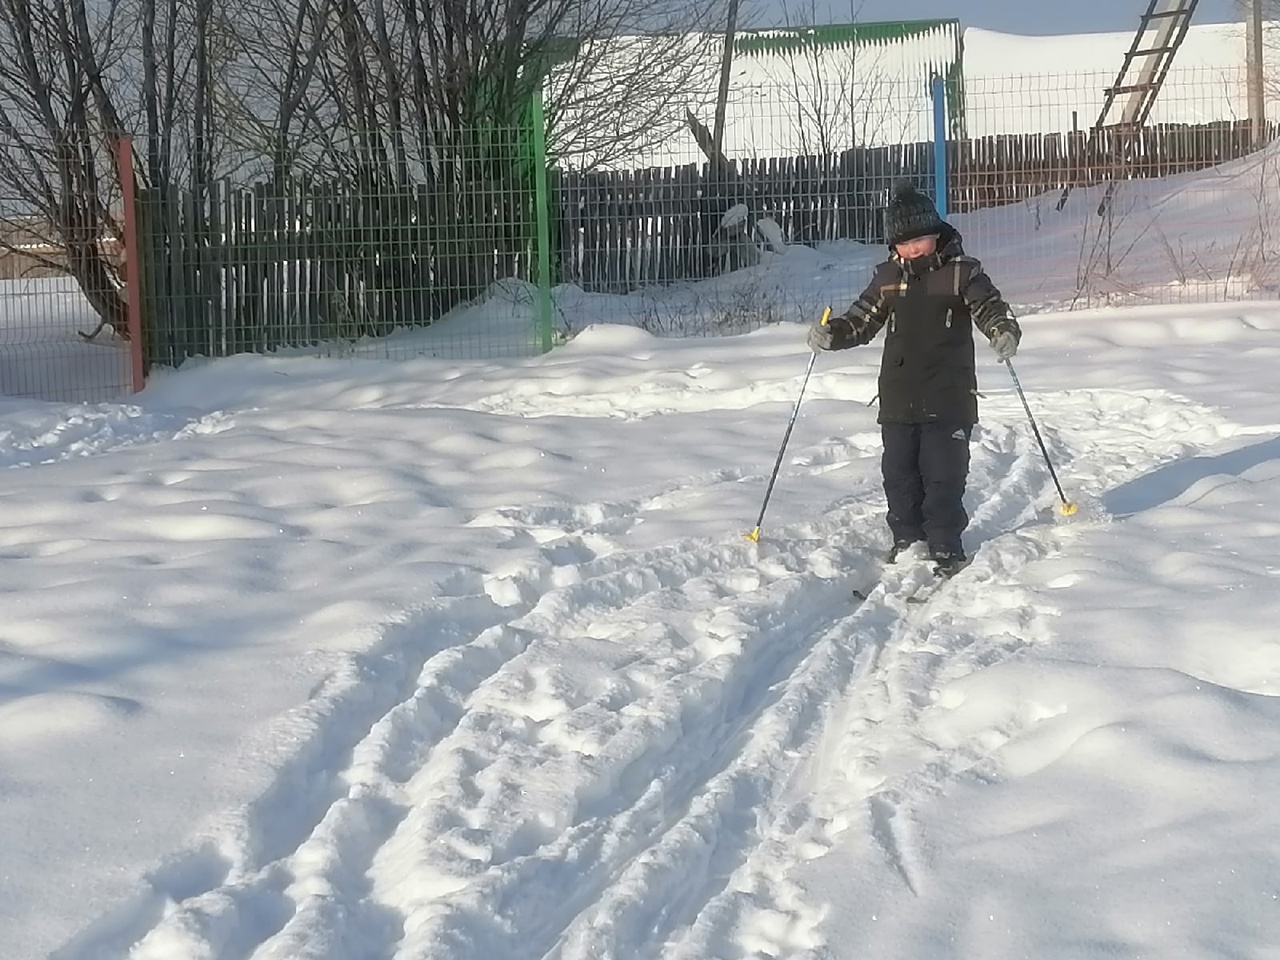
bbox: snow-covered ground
[4,207,1280,959]
[5,75,1280,955]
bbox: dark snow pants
[881,421,972,557]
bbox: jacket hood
[889,222,965,274]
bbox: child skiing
[807,180,1021,577]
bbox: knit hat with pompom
[884,179,943,246]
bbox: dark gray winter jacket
[825,225,1019,425]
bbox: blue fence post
[931,74,949,219]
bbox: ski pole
[1005,358,1078,516]
[746,306,831,542]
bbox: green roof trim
[733,19,961,57]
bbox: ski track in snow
[50,387,1235,960]
[0,403,232,469]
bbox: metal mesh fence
[0,131,136,403]
[136,120,555,373]
[557,65,1279,328]
[952,67,1280,311]
[2,66,1277,403]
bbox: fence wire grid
[0,171,134,404]
[137,121,555,374]
[0,66,1277,403]
[558,66,1280,318]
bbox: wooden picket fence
[137,171,539,368]
[949,119,1276,210]
[556,118,1275,292]
[130,117,1275,368]
[553,142,936,293]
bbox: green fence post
[530,90,554,353]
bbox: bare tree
[4,0,727,195]
[763,0,922,157]
[0,0,242,337]
[281,0,725,174]
[0,0,134,338]
[1,0,726,342]
[183,0,724,182]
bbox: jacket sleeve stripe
[959,259,1019,339]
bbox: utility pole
[712,0,740,161]
[1247,0,1266,146]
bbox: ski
[904,559,969,604]
[849,552,968,604]
[905,576,945,604]
[851,557,929,603]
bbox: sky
[745,0,1243,36]
[4,140,1280,959]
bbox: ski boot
[928,548,969,579]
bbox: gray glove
[807,320,836,352]
[990,327,1019,362]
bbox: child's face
[894,235,939,260]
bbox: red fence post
[116,134,146,393]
